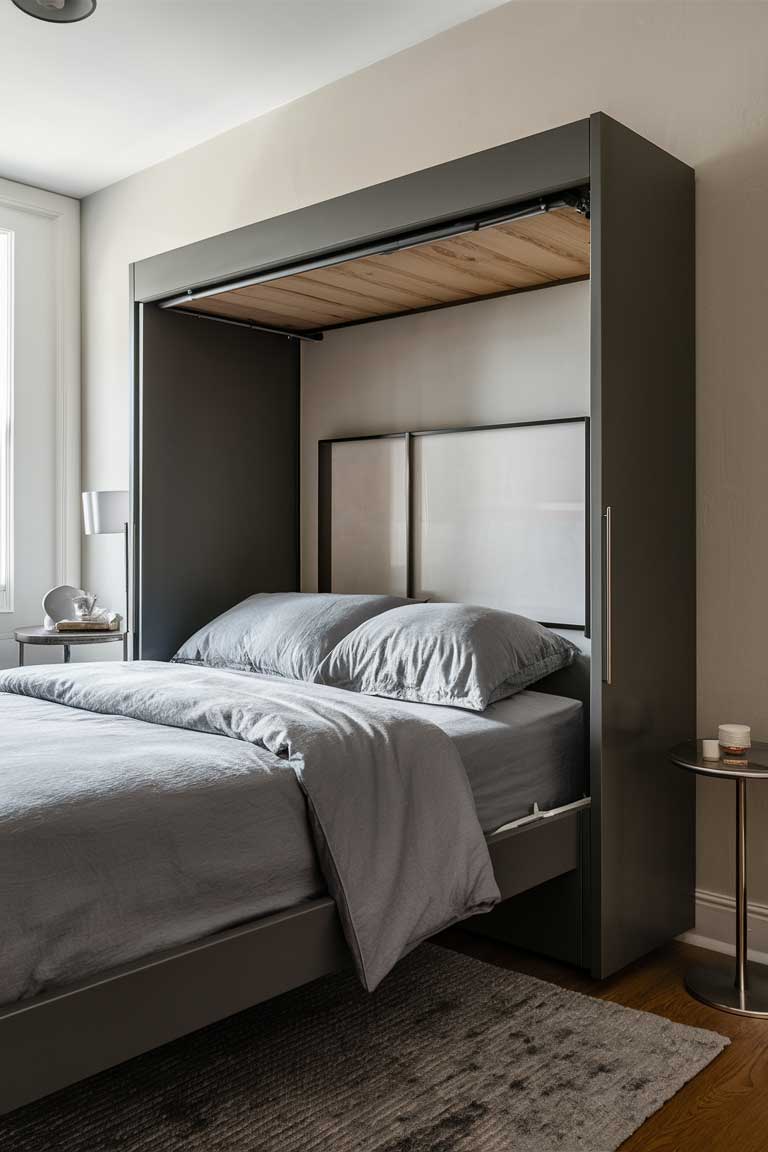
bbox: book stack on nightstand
[56,614,122,633]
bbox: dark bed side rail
[0,805,589,1117]
[0,900,348,1116]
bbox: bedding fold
[0,662,499,996]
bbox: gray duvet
[0,661,499,1004]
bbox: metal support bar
[405,432,414,599]
[684,771,768,1016]
[736,777,748,994]
[164,307,323,343]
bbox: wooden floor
[440,930,768,1151]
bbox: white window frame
[0,227,13,613]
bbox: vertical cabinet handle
[604,505,612,685]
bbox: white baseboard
[677,888,768,964]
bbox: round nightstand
[669,739,768,1017]
[14,625,129,666]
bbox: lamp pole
[123,520,130,655]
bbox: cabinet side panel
[138,307,299,660]
[590,113,696,976]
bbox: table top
[15,625,127,645]
[669,740,768,780]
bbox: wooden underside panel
[176,207,590,332]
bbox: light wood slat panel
[234,282,376,323]
[176,295,312,331]
[177,208,590,332]
[184,287,361,330]
[470,228,583,282]
[491,212,590,278]
[501,207,590,252]
[185,291,310,326]
[291,266,439,312]
[386,244,516,296]
[433,233,553,288]
[350,255,469,304]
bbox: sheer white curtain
[0,177,79,668]
[0,228,12,614]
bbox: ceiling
[0,0,509,199]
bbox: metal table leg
[18,641,24,667]
[685,777,768,1016]
[63,645,71,664]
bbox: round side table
[669,739,768,1017]
[15,625,129,665]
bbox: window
[0,229,13,612]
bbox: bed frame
[0,806,588,1113]
[0,112,695,1115]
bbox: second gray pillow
[315,602,578,712]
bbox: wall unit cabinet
[131,112,695,979]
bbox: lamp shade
[82,490,129,536]
[11,0,97,22]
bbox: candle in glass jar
[718,724,751,756]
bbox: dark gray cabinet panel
[130,112,695,983]
[589,114,696,976]
[137,306,299,660]
[132,120,589,303]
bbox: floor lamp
[81,490,130,649]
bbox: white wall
[81,1,768,918]
[301,281,589,589]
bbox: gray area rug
[0,944,728,1152]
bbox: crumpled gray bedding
[0,661,499,1003]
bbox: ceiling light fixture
[11,0,96,22]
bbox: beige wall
[82,2,768,911]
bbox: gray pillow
[173,592,412,682]
[315,603,578,712]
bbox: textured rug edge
[0,942,735,1152]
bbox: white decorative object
[719,724,751,755]
[11,0,97,23]
[42,583,84,629]
[702,739,720,761]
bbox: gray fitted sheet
[382,691,585,831]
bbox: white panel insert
[330,436,408,596]
[413,421,586,625]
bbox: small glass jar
[72,592,98,619]
[718,724,751,756]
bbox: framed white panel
[329,436,408,596]
[413,420,586,626]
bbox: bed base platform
[0,802,588,1116]
[468,803,591,967]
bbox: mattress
[382,690,585,832]
[0,664,497,1002]
[0,668,581,1003]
